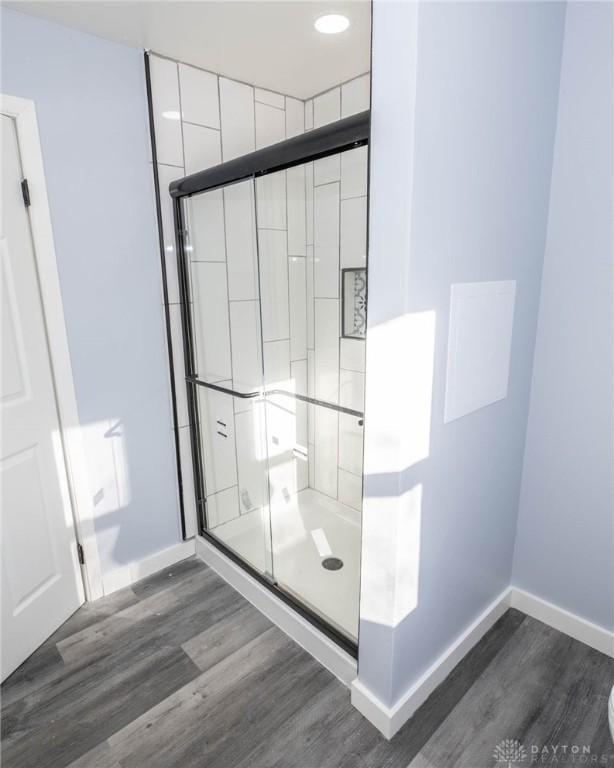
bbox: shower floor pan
[207,488,361,642]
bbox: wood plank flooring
[2,557,612,768]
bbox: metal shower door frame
[171,111,370,657]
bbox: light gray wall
[360,0,566,706]
[1,9,181,574]
[513,2,614,632]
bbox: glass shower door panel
[183,182,273,578]
[255,152,367,643]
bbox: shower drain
[322,557,344,571]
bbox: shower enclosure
[171,112,369,653]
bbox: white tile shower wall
[149,52,369,530]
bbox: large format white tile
[306,244,314,350]
[183,123,221,175]
[168,304,189,428]
[308,443,315,487]
[219,78,256,160]
[234,404,268,514]
[149,55,183,167]
[199,386,237,494]
[291,359,308,450]
[206,486,240,528]
[340,196,368,269]
[338,469,362,511]
[314,298,340,403]
[314,156,341,187]
[290,360,309,491]
[191,262,232,381]
[188,189,226,262]
[340,145,368,200]
[258,229,289,342]
[263,339,290,387]
[314,407,338,498]
[314,87,340,127]
[229,301,263,397]
[178,426,197,528]
[304,99,314,131]
[255,170,286,230]
[157,164,184,304]
[255,102,285,149]
[224,180,258,300]
[340,338,366,372]
[340,369,365,411]
[179,63,220,128]
[307,348,315,445]
[266,395,303,503]
[287,165,306,256]
[341,74,370,118]
[314,183,340,298]
[305,162,314,246]
[285,97,305,138]
[255,88,284,109]
[338,413,363,476]
[289,257,307,361]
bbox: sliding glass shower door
[175,125,368,649]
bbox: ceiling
[6,0,371,98]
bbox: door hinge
[21,178,31,207]
[77,542,85,565]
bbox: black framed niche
[342,267,367,339]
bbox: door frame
[1,93,104,601]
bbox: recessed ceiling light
[162,110,181,120]
[314,14,350,34]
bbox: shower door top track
[171,110,370,659]
[169,109,369,198]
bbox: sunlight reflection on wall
[360,311,435,628]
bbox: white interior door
[1,113,84,681]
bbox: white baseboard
[352,586,614,740]
[195,535,357,686]
[510,587,614,658]
[101,539,196,595]
[351,587,513,739]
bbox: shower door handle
[185,376,364,419]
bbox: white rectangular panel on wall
[444,281,516,423]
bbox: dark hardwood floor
[2,557,612,768]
